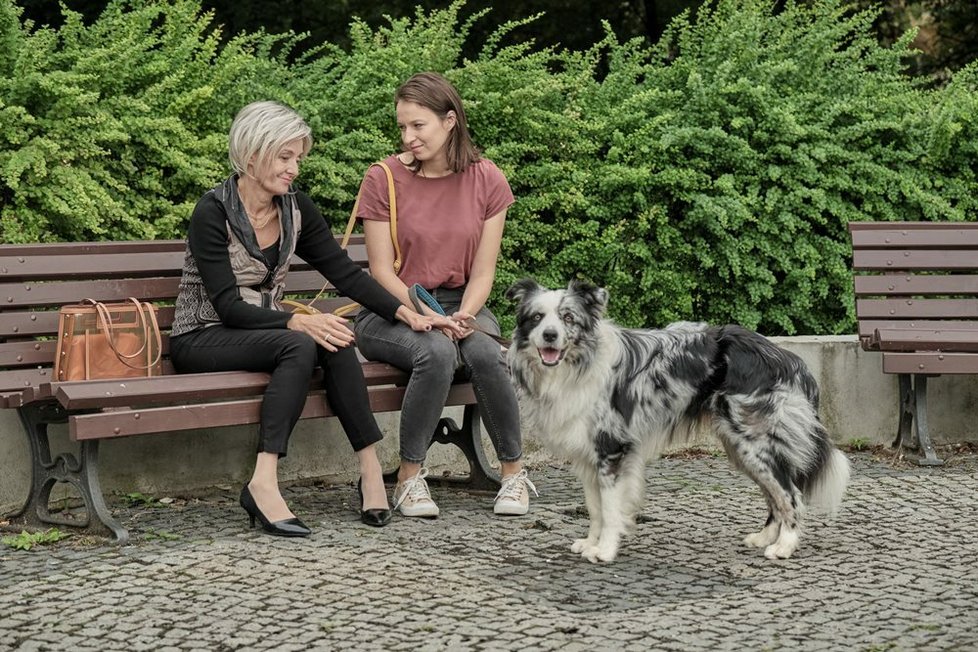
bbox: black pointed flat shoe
[357,478,392,527]
[239,484,311,537]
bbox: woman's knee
[278,331,318,367]
[415,335,458,373]
[460,336,505,370]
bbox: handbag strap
[85,298,163,370]
[343,161,399,271]
[305,161,399,308]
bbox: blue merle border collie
[506,279,850,563]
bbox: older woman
[169,101,460,536]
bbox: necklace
[248,204,278,230]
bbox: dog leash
[408,284,511,346]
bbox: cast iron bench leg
[385,404,502,491]
[894,373,914,451]
[429,405,502,491]
[9,405,130,545]
[912,375,944,467]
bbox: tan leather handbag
[54,298,163,381]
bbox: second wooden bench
[849,221,978,465]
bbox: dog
[506,279,850,563]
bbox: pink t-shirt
[356,155,515,289]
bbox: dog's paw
[744,524,779,548]
[763,531,799,559]
[570,537,597,554]
[582,544,618,564]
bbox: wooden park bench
[849,221,978,465]
[0,237,499,544]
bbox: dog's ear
[506,278,542,304]
[568,279,609,318]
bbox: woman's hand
[395,306,465,337]
[451,311,478,340]
[287,312,355,352]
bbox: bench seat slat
[51,363,410,409]
[881,352,978,375]
[858,319,978,342]
[873,329,978,352]
[0,368,56,394]
[69,384,476,441]
[1,389,30,408]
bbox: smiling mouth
[537,347,564,366]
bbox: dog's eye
[531,313,543,323]
[562,313,575,324]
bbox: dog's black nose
[543,328,558,343]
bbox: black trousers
[170,326,383,456]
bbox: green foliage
[0,0,293,243]
[2,0,976,335]
[522,0,951,334]
[1,528,70,550]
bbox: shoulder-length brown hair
[396,72,481,174]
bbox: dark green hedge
[2,0,975,335]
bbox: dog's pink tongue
[540,348,561,364]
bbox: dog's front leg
[582,470,633,563]
[579,434,637,563]
[570,471,602,557]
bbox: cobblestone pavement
[2,448,977,651]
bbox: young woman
[354,72,536,518]
[170,101,460,536]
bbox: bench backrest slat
[854,275,978,296]
[852,250,978,271]
[850,228,978,249]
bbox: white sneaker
[493,469,538,516]
[392,467,439,518]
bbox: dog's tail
[803,440,851,515]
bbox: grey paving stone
[2,451,978,651]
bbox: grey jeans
[354,287,522,464]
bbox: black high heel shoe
[239,484,311,537]
[357,478,392,527]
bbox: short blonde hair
[228,101,313,177]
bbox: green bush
[2,0,976,336]
[290,0,978,335]
[0,0,293,243]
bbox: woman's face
[396,100,455,165]
[248,138,305,196]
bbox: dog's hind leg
[571,468,603,556]
[726,441,802,559]
[752,465,802,559]
[743,506,780,549]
